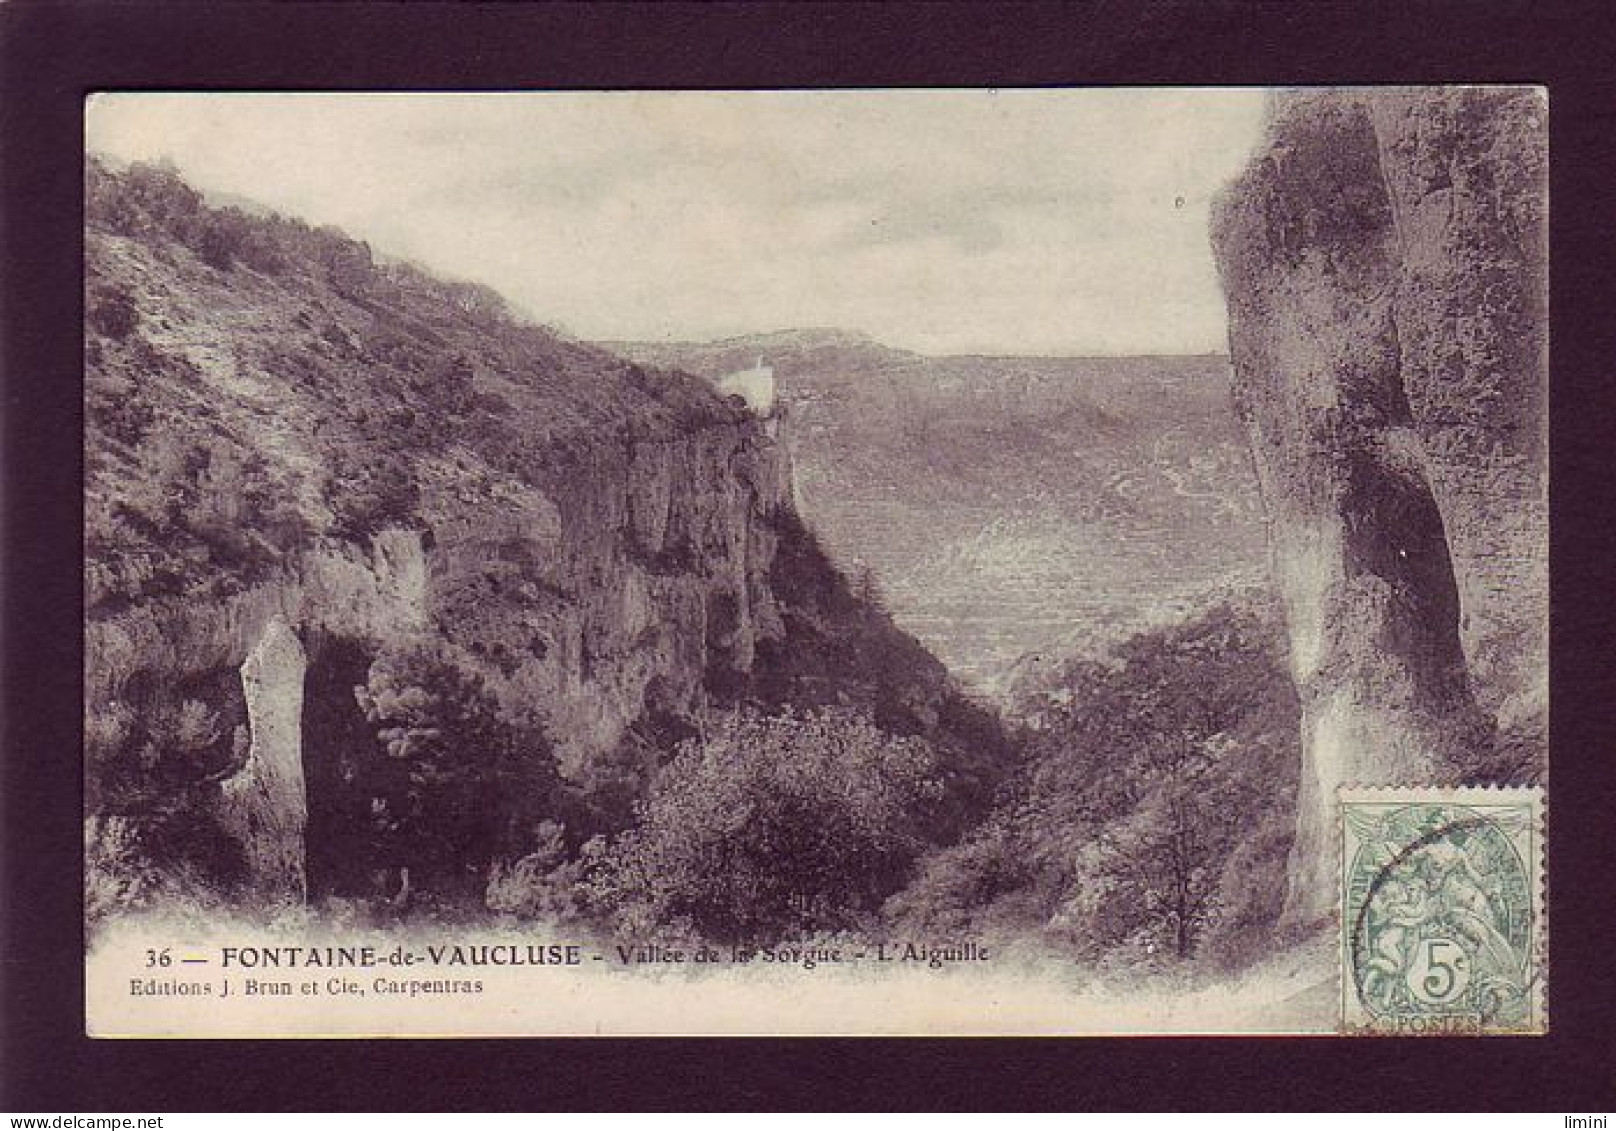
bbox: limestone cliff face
[616,335,1269,698]
[82,157,822,918]
[83,418,793,914]
[1211,87,1547,922]
[426,420,793,771]
[83,159,1011,925]
[218,616,307,903]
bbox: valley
[615,331,1269,696]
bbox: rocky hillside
[84,159,1009,923]
[616,331,1268,697]
[1211,87,1548,921]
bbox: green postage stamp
[1340,787,1546,1034]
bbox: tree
[351,643,559,901]
[887,598,1300,965]
[852,563,888,614]
[1089,752,1243,959]
[589,707,942,944]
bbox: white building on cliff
[717,357,777,418]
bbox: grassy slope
[86,158,741,616]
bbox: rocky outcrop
[85,530,432,710]
[617,335,1268,697]
[83,530,434,911]
[217,615,307,903]
[1211,87,1547,922]
[84,420,794,911]
[427,419,794,771]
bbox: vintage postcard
[81,87,1547,1037]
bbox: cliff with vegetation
[1210,87,1548,921]
[84,159,1008,930]
[617,331,1267,696]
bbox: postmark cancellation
[1340,786,1546,1035]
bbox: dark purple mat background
[3,0,1614,1112]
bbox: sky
[86,90,1268,356]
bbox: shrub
[92,160,202,240]
[86,677,244,815]
[588,707,942,944]
[883,813,1053,939]
[195,216,239,270]
[181,445,310,578]
[87,384,156,447]
[325,452,420,538]
[421,352,477,417]
[88,288,140,340]
[485,820,587,922]
[316,228,375,298]
[202,208,288,274]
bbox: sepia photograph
[79,86,1547,1037]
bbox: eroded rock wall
[84,528,433,914]
[1211,87,1547,922]
[85,416,796,915]
[423,419,792,772]
[1370,90,1549,737]
[217,615,307,903]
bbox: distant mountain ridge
[614,333,1268,698]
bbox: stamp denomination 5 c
[1340,786,1545,1035]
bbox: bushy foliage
[195,214,241,270]
[324,450,421,540]
[85,382,156,449]
[417,352,479,418]
[87,158,202,240]
[881,812,1050,937]
[302,639,563,910]
[185,446,310,568]
[84,356,312,610]
[342,642,561,898]
[87,286,139,339]
[85,669,245,818]
[888,598,1300,969]
[85,812,245,928]
[485,819,588,923]
[315,227,375,299]
[588,707,942,945]
[86,696,223,802]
